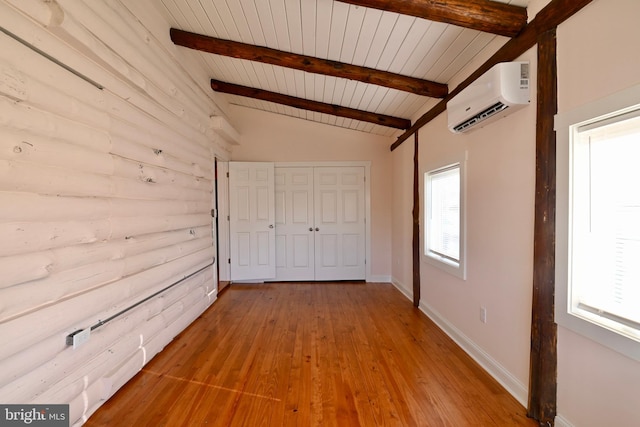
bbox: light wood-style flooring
[86,282,536,426]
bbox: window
[556,84,640,361]
[571,112,640,339]
[424,160,466,279]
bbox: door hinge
[227,215,230,221]
[211,208,218,218]
[226,172,229,178]
[228,258,231,264]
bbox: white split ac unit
[447,61,530,133]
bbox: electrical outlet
[480,307,487,324]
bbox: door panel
[229,162,276,280]
[320,234,338,267]
[292,235,311,267]
[237,233,251,266]
[342,234,360,266]
[319,191,337,223]
[314,167,366,281]
[274,167,315,281]
[343,190,359,222]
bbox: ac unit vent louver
[452,102,509,133]
[447,62,530,133]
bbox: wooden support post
[528,28,558,425]
[412,132,420,307]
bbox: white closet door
[314,167,366,281]
[229,162,276,281]
[274,168,315,281]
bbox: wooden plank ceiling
[159,0,529,137]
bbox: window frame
[423,153,467,280]
[556,83,640,362]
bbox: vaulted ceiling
[156,0,529,137]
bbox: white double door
[275,166,366,281]
[228,162,366,282]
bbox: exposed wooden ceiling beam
[390,0,594,151]
[171,28,448,98]
[211,79,412,130]
[337,0,527,37]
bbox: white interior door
[275,168,315,281]
[229,162,276,281]
[314,167,366,281]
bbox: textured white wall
[0,1,230,425]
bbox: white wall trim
[368,275,391,283]
[391,278,413,301]
[418,301,529,407]
[216,161,230,282]
[273,161,371,168]
[555,415,575,427]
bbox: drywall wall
[390,138,415,298]
[228,105,395,282]
[555,0,640,426]
[390,1,640,425]
[412,46,537,406]
[0,1,230,425]
[393,41,537,406]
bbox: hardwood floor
[86,282,536,426]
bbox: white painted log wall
[0,1,233,425]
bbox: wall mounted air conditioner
[447,61,530,133]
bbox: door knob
[309,228,313,231]
[269,224,274,229]
[315,227,319,231]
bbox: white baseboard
[367,274,391,283]
[418,301,529,407]
[391,277,413,301]
[555,415,575,427]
